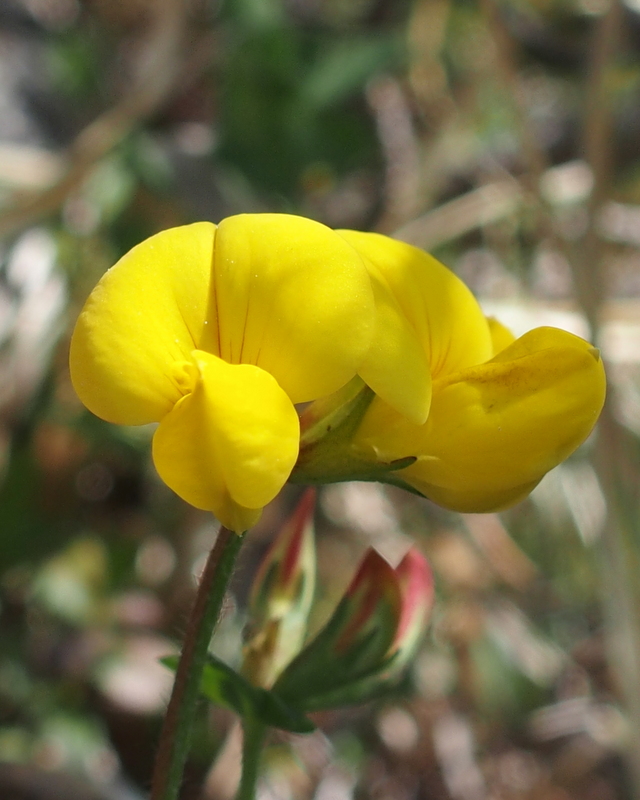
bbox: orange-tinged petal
[338,231,494,378]
[392,547,434,657]
[69,223,215,425]
[354,327,606,512]
[152,351,300,532]
[199,214,376,404]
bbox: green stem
[151,526,245,800]
[236,717,267,800]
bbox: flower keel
[152,351,299,532]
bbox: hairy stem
[151,526,245,800]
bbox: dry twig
[0,0,188,239]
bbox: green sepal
[292,455,418,486]
[292,382,374,482]
[289,376,422,484]
[299,655,402,712]
[274,648,407,713]
[273,581,399,707]
[292,382,416,485]
[161,654,315,734]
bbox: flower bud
[388,547,434,671]
[274,546,433,710]
[242,489,316,687]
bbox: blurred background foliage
[0,0,640,798]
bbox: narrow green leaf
[161,655,315,734]
[254,689,316,733]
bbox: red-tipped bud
[274,545,434,711]
[242,489,316,687]
[250,489,316,617]
[389,547,434,668]
[334,549,403,656]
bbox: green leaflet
[161,654,315,734]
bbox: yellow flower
[296,232,607,512]
[69,215,429,532]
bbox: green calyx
[291,379,416,486]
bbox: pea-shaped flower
[296,232,607,511]
[70,215,429,532]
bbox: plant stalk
[236,716,267,800]
[151,526,245,800]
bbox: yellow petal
[152,351,300,532]
[354,327,606,512]
[338,231,494,378]
[70,223,215,425]
[486,316,516,355]
[198,214,375,403]
[357,265,431,424]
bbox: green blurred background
[1,0,640,798]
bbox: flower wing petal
[357,266,432,424]
[338,231,494,378]
[70,223,215,424]
[355,327,606,512]
[199,214,375,403]
[152,351,300,532]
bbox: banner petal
[70,223,215,425]
[200,214,376,404]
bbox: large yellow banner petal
[338,231,493,379]
[355,327,606,512]
[70,223,215,425]
[199,214,376,404]
[152,352,300,532]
